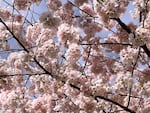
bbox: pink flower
[36,39,60,58]
[0,8,11,20]
[46,0,62,11]
[75,0,88,6]
[55,5,73,23]
[120,47,138,66]
[129,26,150,47]
[66,43,81,63]
[57,23,80,43]
[80,3,96,16]
[39,11,60,29]
[13,0,30,10]
[26,23,42,44]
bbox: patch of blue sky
[27,0,48,22]
[121,1,139,25]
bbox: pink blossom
[80,3,96,16]
[57,23,80,43]
[26,23,42,44]
[39,11,60,29]
[75,0,88,6]
[0,0,150,113]
[13,0,30,10]
[46,0,62,11]
[79,17,102,36]
[55,5,73,23]
[120,47,138,66]
[0,8,11,20]
[66,43,81,63]
[36,39,60,58]
[129,26,150,47]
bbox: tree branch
[94,95,136,113]
[0,18,30,53]
[0,18,53,77]
[0,15,136,113]
[111,18,150,57]
[70,83,136,113]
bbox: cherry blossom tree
[0,0,150,113]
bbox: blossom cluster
[0,0,149,113]
[129,26,150,47]
[120,47,138,66]
[93,0,129,23]
[57,23,80,43]
[0,8,11,20]
[39,11,60,29]
[46,0,62,11]
[13,0,42,10]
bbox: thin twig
[81,42,132,46]
[0,72,46,79]
[127,48,140,107]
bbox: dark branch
[70,84,136,113]
[33,57,53,77]
[111,18,132,34]
[141,44,150,57]
[111,17,150,57]
[81,42,132,46]
[0,18,30,53]
[0,72,46,79]
[0,18,54,77]
[94,95,136,113]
